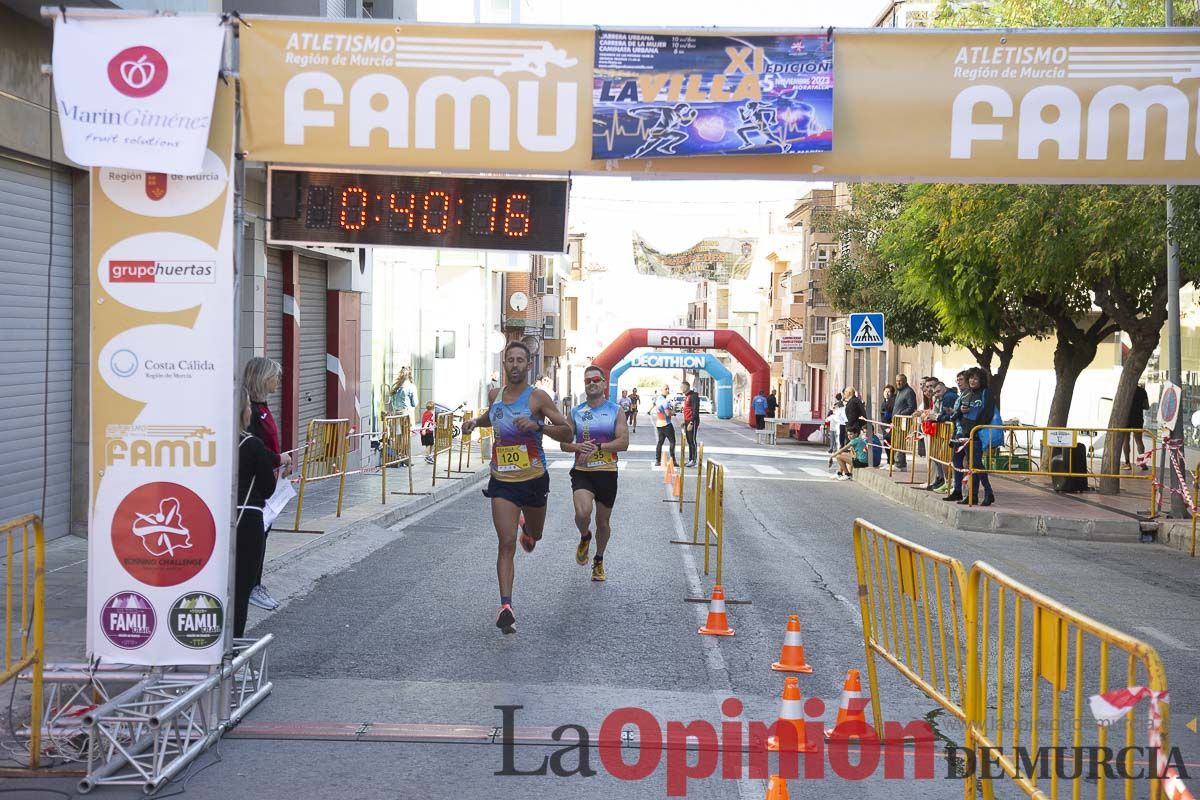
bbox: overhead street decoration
[632,233,755,283]
[591,30,833,159]
[238,20,1200,184]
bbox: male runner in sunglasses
[561,365,629,582]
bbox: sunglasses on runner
[584,376,605,384]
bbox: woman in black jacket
[236,389,278,638]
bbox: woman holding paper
[236,389,278,638]
[242,357,291,611]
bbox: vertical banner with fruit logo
[87,82,235,666]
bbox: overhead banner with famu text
[87,83,236,666]
[632,233,755,283]
[52,16,226,174]
[591,29,833,159]
[238,20,1200,184]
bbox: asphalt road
[15,415,1200,800]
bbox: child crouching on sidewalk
[829,422,869,481]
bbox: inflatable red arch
[592,328,771,427]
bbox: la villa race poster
[592,30,834,160]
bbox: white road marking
[724,475,827,483]
[751,464,783,475]
[802,466,830,478]
[1136,625,1196,651]
[550,460,572,470]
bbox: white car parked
[698,395,714,414]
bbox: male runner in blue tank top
[561,365,630,582]
[461,341,573,634]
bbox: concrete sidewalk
[852,453,1168,544]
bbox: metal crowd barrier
[431,413,459,487]
[965,562,1170,800]
[381,414,427,499]
[701,460,726,583]
[925,420,955,489]
[853,518,1182,800]
[474,407,493,463]
[966,425,1158,509]
[852,519,970,738]
[284,418,350,532]
[0,514,44,772]
[888,414,922,482]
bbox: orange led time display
[268,169,568,254]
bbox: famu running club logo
[169,591,224,649]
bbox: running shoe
[495,604,516,634]
[575,534,591,566]
[248,585,278,610]
[591,559,606,582]
[518,514,537,553]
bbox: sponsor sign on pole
[52,16,226,175]
[779,335,804,352]
[239,22,1200,184]
[632,233,755,282]
[592,30,833,159]
[88,83,235,666]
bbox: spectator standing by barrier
[879,384,896,465]
[682,381,700,467]
[924,380,956,491]
[242,357,289,612]
[752,389,769,430]
[892,374,917,470]
[765,389,779,420]
[945,370,972,502]
[1122,382,1150,471]
[951,367,997,507]
[653,385,678,466]
[827,392,845,452]
[236,389,277,638]
[390,366,417,424]
[844,386,865,432]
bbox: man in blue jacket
[752,390,769,430]
[927,380,957,491]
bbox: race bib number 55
[587,449,616,467]
[496,444,531,472]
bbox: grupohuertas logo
[169,591,224,649]
[107,46,169,99]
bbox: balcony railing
[809,332,828,344]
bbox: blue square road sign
[849,313,885,348]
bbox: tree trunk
[1097,333,1157,495]
[1047,325,1102,427]
[991,345,1015,412]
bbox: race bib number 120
[496,444,531,472]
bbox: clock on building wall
[509,292,529,312]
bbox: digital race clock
[267,168,569,254]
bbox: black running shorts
[569,468,619,508]
[483,473,550,508]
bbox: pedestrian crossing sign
[849,313,885,348]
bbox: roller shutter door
[0,157,73,538]
[297,256,328,439]
[265,249,284,426]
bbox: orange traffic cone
[672,469,683,497]
[664,459,676,485]
[825,669,870,740]
[771,615,814,674]
[698,584,735,636]
[765,774,790,800]
[767,677,817,752]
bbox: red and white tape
[1089,687,1192,799]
